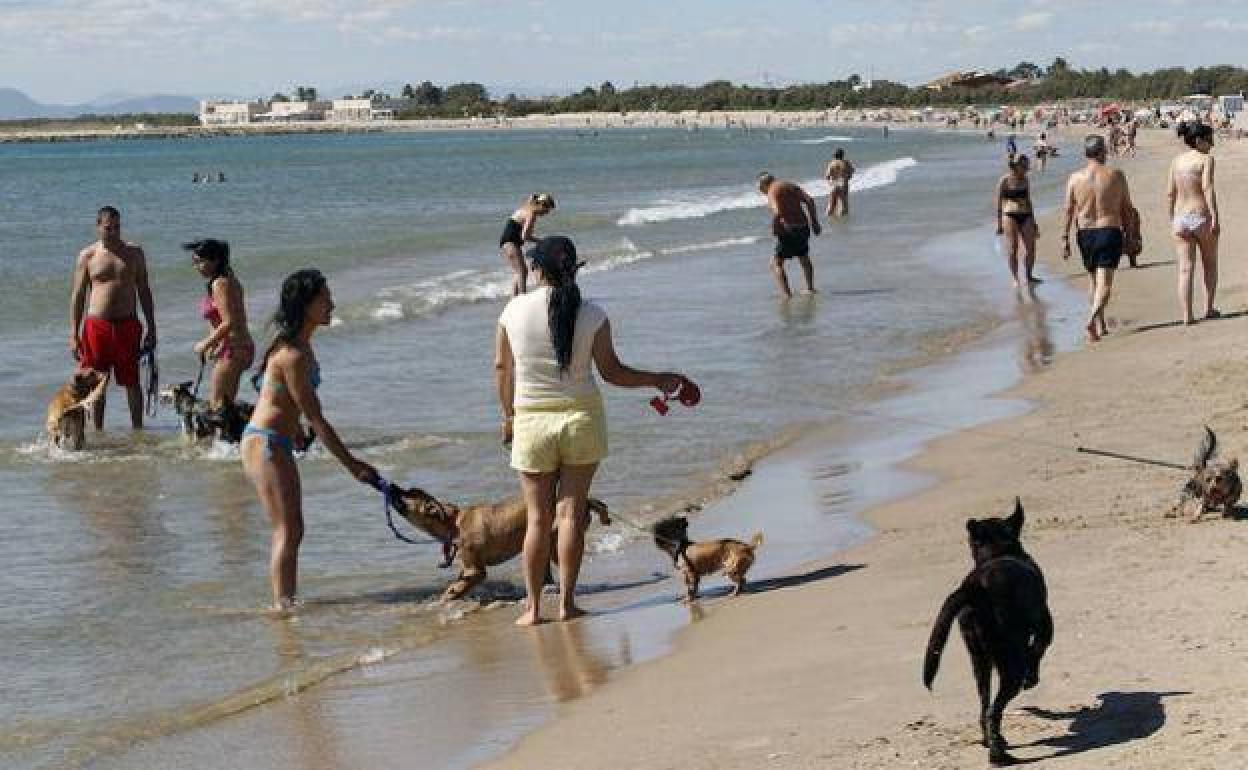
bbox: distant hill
[0,88,198,120]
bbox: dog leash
[190,354,207,401]
[369,477,458,567]
[139,346,159,418]
[1073,447,1188,471]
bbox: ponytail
[529,236,582,374]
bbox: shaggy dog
[1176,426,1241,520]
[651,515,762,600]
[923,498,1053,767]
[389,485,610,602]
[45,369,108,450]
[160,381,253,443]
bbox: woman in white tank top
[496,236,698,626]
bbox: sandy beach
[482,131,1248,768]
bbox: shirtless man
[69,206,157,429]
[824,148,855,217]
[1062,135,1135,343]
[758,172,821,297]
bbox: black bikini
[1001,184,1032,226]
[499,218,524,249]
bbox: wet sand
[482,133,1248,766]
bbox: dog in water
[923,498,1053,767]
[651,515,763,601]
[389,485,611,602]
[45,369,108,450]
[1175,426,1241,521]
[160,381,253,443]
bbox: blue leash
[370,477,429,545]
[370,477,459,568]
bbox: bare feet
[1085,321,1101,343]
[515,610,545,627]
[802,288,817,295]
[558,605,587,622]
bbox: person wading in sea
[758,172,822,298]
[1062,135,1136,343]
[69,206,157,430]
[824,148,855,217]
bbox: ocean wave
[788,135,856,145]
[617,156,918,226]
[353,235,759,324]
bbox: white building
[257,100,327,122]
[199,100,262,125]
[326,97,397,122]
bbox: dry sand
[482,131,1248,768]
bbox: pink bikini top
[201,294,222,327]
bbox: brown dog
[45,369,108,450]
[390,485,611,601]
[1176,426,1242,520]
[652,515,763,600]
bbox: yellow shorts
[511,397,608,473]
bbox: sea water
[0,126,1080,769]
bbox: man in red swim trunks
[69,206,157,429]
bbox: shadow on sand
[1132,310,1248,335]
[1124,259,1175,270]
[1019,690,1189,760]
[602,563,866,614]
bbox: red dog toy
[650,378,700,415]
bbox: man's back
[1069,164,1127,229]
[769,181,810,224]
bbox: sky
[3,0,1248,103]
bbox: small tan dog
[1175,426,1242,521]
[45,369,108,450]
[652,515,763,600]
[390,485,611,601]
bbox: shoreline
[0,108,1146,144]
[480,125,1248,767]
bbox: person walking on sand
[69,206,157,430]
[996,154,1040,287]
[1062,135,1136,343]
[495,236,697,626]
[186,239,255,408]
[758,172,822,297]
[499,193,556,296]
[824,148,855,217]
[1167,121,1221,324]
[241,269,378,611]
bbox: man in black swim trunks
[1062,134,1136,343]
[758,172,822,297]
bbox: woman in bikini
[1168,121,1221,324]
[187,239,254,409]
[499,193,556,296]
[241,269,378,611]
[995,154,1040,287]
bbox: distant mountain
[0,88,198,120]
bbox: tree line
[375,59,1248,117]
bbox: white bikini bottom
[1173,211,1209,236]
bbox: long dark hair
[530,236,581,373]
[183,238,232,290]
[252,268,327,390]
[1177,120,1213,149]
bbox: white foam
[617,156,918,226]
[590,531,627,554]
[788,135,856,145]
[372,301,404,321]
[357,234,758,324]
